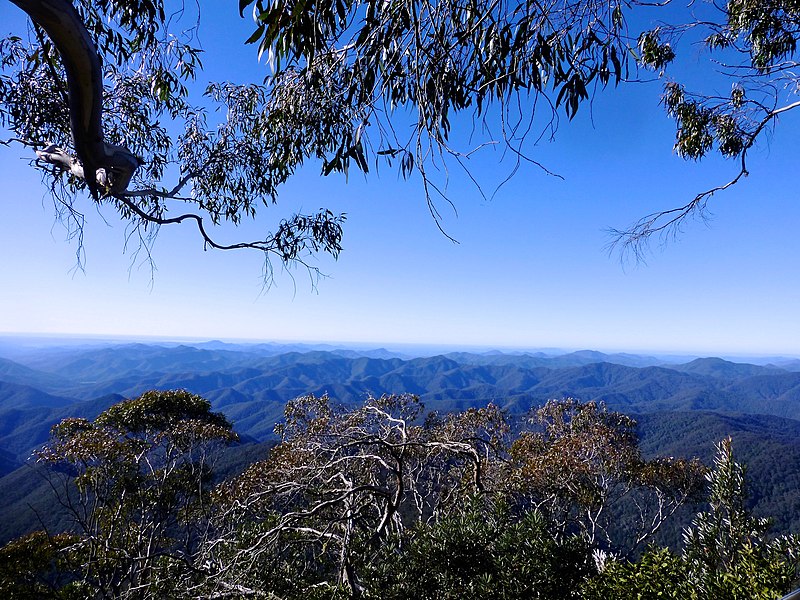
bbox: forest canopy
[0,392,797,598]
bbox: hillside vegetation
[0,390,797,599]
[1,343,799,597]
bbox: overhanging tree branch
[9,0,142,196]
[113,193,345,264]
[608,99,800,259]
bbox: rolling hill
[1,341,800,547]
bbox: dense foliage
[18,390,237,598]
[584,439,800,600]
[1,392,797,598]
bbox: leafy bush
[365,498,591,599]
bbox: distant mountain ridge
[0,343,799,475]
[2,342,800,548]
[668,357,783,380]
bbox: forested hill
[2,343,800,548]
[1,343,799,472]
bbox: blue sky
[1,3,799,356]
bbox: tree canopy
[3,0,799,277]
[2,394,798,598]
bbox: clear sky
[1,3,799,356]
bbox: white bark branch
[9,0,142,195]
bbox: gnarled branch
[9,0,141,196]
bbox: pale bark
[9,0,141,195]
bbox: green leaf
[245,24,265,45]
[239,0,254,17]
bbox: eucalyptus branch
[609,99,800,259]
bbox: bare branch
[609,99,800,259]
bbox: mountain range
[1,343,799,467]
[1,340,800,544]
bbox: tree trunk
[8,0,141,195]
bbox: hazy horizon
[2,331,799,364]
[3,5,800,358]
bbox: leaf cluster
[583,439,800,600]
[26,390,237,599]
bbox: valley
[1,340,800,546]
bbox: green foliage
[204,396,709,596]
[1,1,200,184]
[640,0,800,163]
[584,438,800,600]
[582,547,690,599]
[638,29,676,71]
[365,499,592,599]
[2,0,800,264]
[0,0,627,277]
[726,0,800,72]
[5,391,800,599]
[240,0,626,133]
[28,390,237,599]
[660,83,749,161]
[1,0,348,277]
[6,349,800,547]
[0,531,80,600]
[682,438,800,598]
[95,388,232,433]
[210,394,513,596]
[508,399,706,552]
